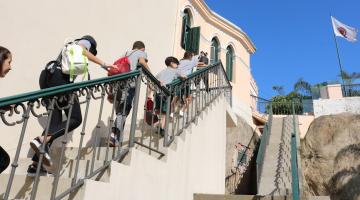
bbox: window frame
[226,45,234,82]
[210,38,220,64]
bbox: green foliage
[269,94,303,115]
[294,78,312,97]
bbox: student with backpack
[155,57,187,136]
[0,46,12,174]
[30,35,115,176]
[177,51,202,116]
[108,41,149,147]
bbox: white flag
[331,16,358,42]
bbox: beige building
[0,0,257,124]
[0,0,258,199]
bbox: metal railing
[342,84,360,97]
[290,101,300,200]
[0,62,231,200]
[254,96,301,200]
[0,71,139,200]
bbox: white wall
[0,0,178,97]
[83,95,227,200]
[313,97,360,118]
[0,0,178,157]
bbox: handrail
[0,61,232,200]
[140,66,170,96]
[250,95,271,102]
[291,100,300,200]
[168,61,232,90]
[255,98,301,198]
[0,70,140,107]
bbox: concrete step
[51,146,121,161]
[0,174,83,200]
[3,158,110,182]
[308,196,330,200]
[194,194,290,200]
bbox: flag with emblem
[331,16,358,42]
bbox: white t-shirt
[178,55,200,75]
[125,50,148,71]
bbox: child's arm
[177,71,187,80]
[80,45,116,69]
[138,57,150,72]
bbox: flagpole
[332,31,346,86]
[330,15,346,86]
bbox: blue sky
[205,0,360,99]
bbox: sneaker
[109,133,119,147]
[30,137,52,166]
[179,111,184,117]
[27,164,48,177]
[156,128,165,137]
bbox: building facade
[0,0,257,124]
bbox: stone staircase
[257,116,294,196]
[0,93,226,200]
[0,146,123,200]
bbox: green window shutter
[181,15,186,49]
[210,46,215,64]
[215,45,219,62]
[181,13,190,49]
[185,29,192,51]
[189,26,200,54]
[226,50,233,81]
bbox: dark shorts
[175,85,190,97]
[155,93,169,114]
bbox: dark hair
[81,35,97,56]
[132,41,145,50]
[183,51,193,60]
[0,46,11,72]
[165,56,179,66]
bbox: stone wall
[313,97,360,118]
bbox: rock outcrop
[301,113,360,200]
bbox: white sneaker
[30,137,52,167]
[179,111,184,117]
[170,113,174,118]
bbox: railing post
[50,94,76,200]
[163,94,172,147]
[3,103,32,200]
[129,72,142,147]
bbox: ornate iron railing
[0,62,231,200]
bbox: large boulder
[301,113,360,200]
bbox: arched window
[180,9,201,54]
[210,38,220,64]
[226,46,234,81]
[181,9,191,49]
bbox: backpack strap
[125,49,138,58]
